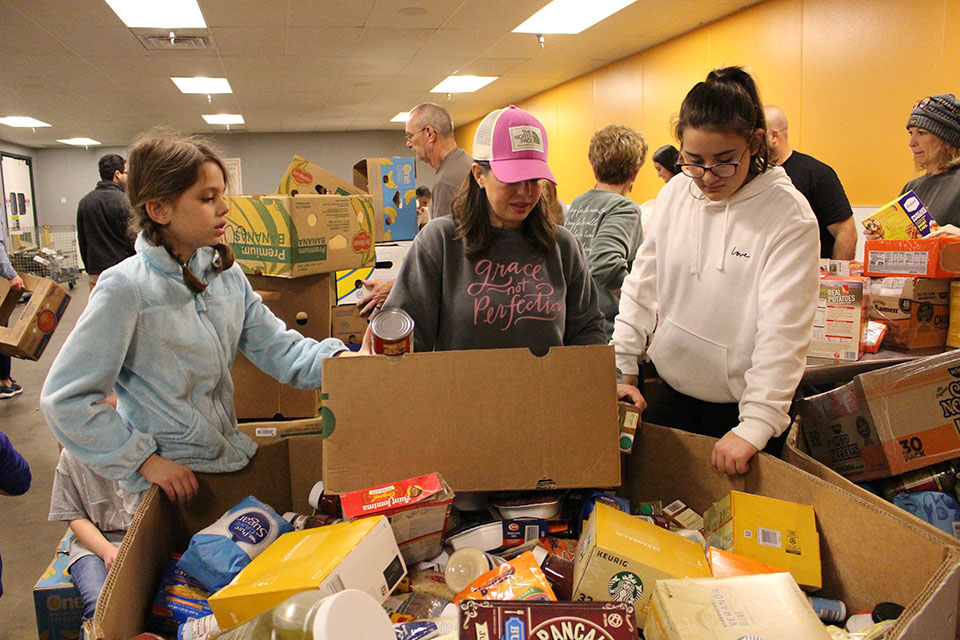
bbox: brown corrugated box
[94,424,960,639]
[0,273,70,360]
[231,273,333,420]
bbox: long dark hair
[675,66,769,175]
[451,162,557,259]
[126,129,234,293]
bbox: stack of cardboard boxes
[226,154,417,418]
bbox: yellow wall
[456,0,960,207]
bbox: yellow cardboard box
[572,503,711,626]
[644,573,831,640]
[703,491,821,590]
[225,194,377,278]
[208,515,404,630]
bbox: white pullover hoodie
[613,167,820,450]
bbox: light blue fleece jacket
[40,234,347,493]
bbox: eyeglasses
[677,147,748,179]
[405,126,428,142]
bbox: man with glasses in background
[77,154,135,286]
[358,103,473,316]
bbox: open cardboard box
[88,426,323,640]
[96,423,960,639]
[782,419,960,638]
[353,157,418,241]
[230,273,333,420]
[320,345,622,493]
[0,273,70,360]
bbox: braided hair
[126,129,234,293]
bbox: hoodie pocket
[647,317,736,402]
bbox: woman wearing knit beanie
[902,94,960,226]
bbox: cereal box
[861,190,938,240]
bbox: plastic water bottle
[211,589,394,640]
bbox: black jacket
[76,181,135,275]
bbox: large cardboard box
[353,157,418,241]
[330,304,366,348]
[335,240,413,305]
[231,274,333,420]
[97,424,960,639]
[225,194,377,278]
[869,277,951,349]
[0,273,70,360]
[34,530,83,640]
[864,237,960,278]
[798,349,960,481]
[320,346,621,493]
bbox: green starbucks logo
[607,571,643,602]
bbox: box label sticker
[869,250,930,275]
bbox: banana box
[861,190,938,241]
[208,515,405,630]
[353,157,418,241]
[335,241,414,305]
[703,491,821,590]
[33,530,83,640]
[225,194,377,278]
[572,503,711,627]
[644,573,831,640]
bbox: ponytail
[675,66,769,175]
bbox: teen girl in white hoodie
[614,67,820,475]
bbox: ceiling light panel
[513,0,636,34]
[104,0,207,28]
[57,138,102,146]
[390,112,410,122]
[171,77,233,94]
[430,75,498,93]
[0,116,52,128]
[202,114,244,125]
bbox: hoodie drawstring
[716,201,730,271]
[690,199,702,276]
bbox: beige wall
[457,0,960,208]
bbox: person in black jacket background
[76,154,135,285]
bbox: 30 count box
[225,194,377,278]
[572,503,710,626]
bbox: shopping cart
[8,225,80,289]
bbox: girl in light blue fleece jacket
[41,131,352,505]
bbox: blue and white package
[893,491,960,537]
[177,495,293,592]
[394,619,457,640]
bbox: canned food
[370,308,414,355]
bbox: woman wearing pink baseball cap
[383,105,607,355]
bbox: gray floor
[1,277,91,639]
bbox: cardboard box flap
[91,440,300,640]
[892,549,960,640]
[321,345,620,493]
[278,155,364,197]
[628,424,958,629]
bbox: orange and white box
[340,473,454,565]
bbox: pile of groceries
[141,473,905,640]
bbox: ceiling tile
[366,0,463,29]
[209,27,287,57]
[352,28,434,58]
[285,27,363,57]
[443,0,548,32]
[201,0,287,27]
[285,0,377,27]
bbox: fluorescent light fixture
[430,75,498,94]
[390,112,410,123]
[171,77,232,94]
[513,0,636,34]
[57,138,102,146]
[0,116,51,128]
[104,0,206,28]
[203,114,244,125]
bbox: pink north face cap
[472,105,556,184]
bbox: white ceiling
[0,0,760,148]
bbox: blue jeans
[69,554,108,628]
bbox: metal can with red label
[370,308,414,355]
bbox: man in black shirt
[765,106,857,259]
[77,154,135,284]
